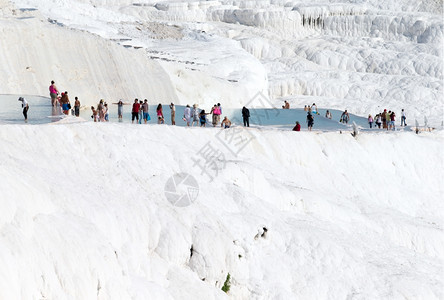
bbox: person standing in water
[184,104,191,126]
[191,104,199,126]
[169,102,176,125]
[113,99,129,121]
[242,106,250,127]
[142,99,149,124]
[49,81,59,107]
[311,103,318,114]
[91,106,98,122]
[18,97,29,122]
[199,109,210,127]
[97,99,105,122]
[60,91,70,115]
[340,110,350,124]
[325,110,332,119]
[74,97,80,117]
[368,114,373,128]
[104,103,109,121]
[132,99,140,124]
[307,112,314,131]
[401,109,407,126]
[138,100,143,124]
[156,104,164,124]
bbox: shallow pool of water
[1,95,376,131]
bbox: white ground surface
[0,0,443,298]
[0,123,443,299]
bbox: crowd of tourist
[14,81,409,132]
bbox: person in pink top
[49,80,59,107]
[211,104,221,127]
[156,103,164,124]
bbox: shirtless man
[142,99,149,124]
[74,97,80,117]
[221,116,231,129]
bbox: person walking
[199,109,210,127]
[375,114,382,128]
[156,104,164,124]
[211,104,221,127]
[191,104,199,126]
[242,106,250,127]
[307,112,314,131]
[49,80,59,107]
[18,97,29,122]
[74,97,80,117]
[340,110,349,124]
[169,102,176,125]
[390,111,396,130]
[132,99,140,123]
[292,121,301,131]
[401,109,407,126]
[60,92,70,115]
[368,114,373,128]
[184,104,191,126]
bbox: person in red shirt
[132,98,140,123]
[292,121,301,131]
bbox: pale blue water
[0,94,65,124]
[1,95,382,131]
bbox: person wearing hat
[18,97,29,121]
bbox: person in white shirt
[18,97,29,122]
[401,109,407,126]
[311,103,318,114]
[183,104,191,126]
[325,110,332,119]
